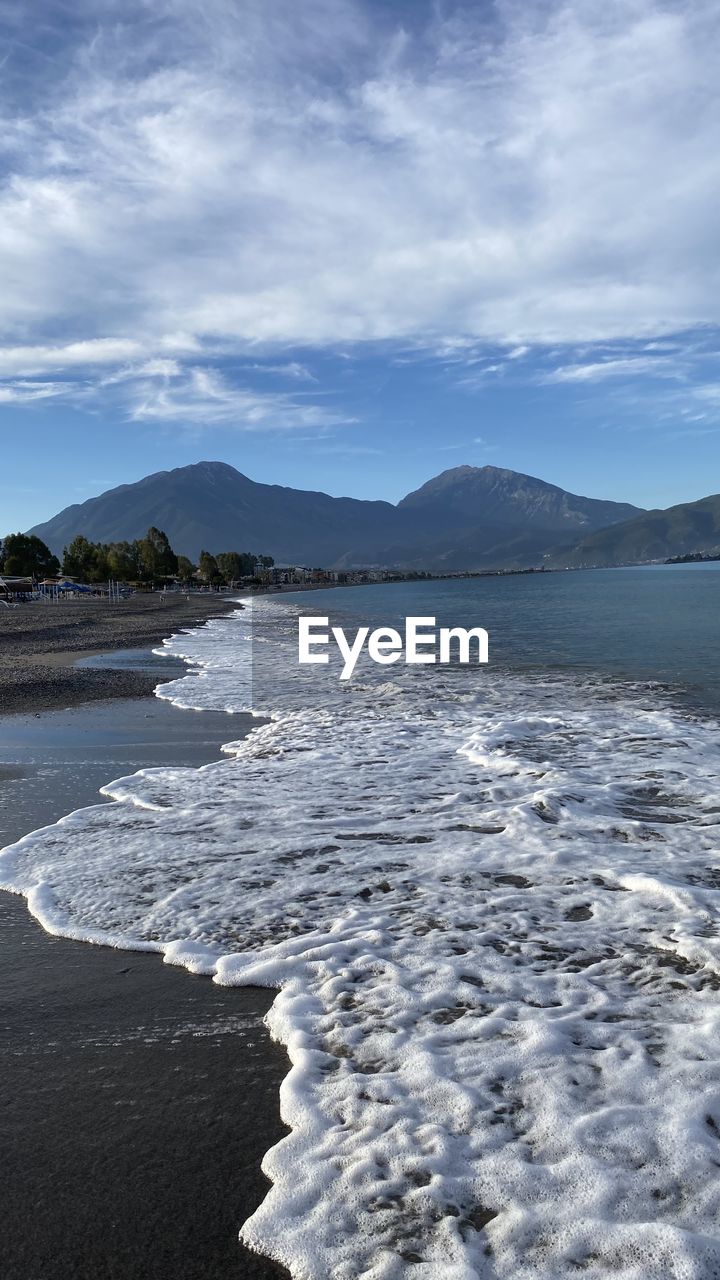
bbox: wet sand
[0,593,235,714]
[0,895,290,1280]
[0,668,290,1280]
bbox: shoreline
[0,595,297,1278]
[0,593,236,715]
[0,888,291,1280]
[0,581,361,716]
[0,688,292,1280]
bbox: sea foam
[2,596,720,1279]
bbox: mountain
[29,462,403,567]
[399,465,641,533]
[547,493,720,567]
[28,461,643,569]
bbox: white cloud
[0,339,145,377]
[98,357,183,387]
[0,380,72,403]
[125,365,352,429]
[0,357,348,429]
[545,357,681,383]
[0,0,719,409]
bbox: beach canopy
[54,581,94,592]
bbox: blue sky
[2,0,720,532]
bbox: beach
[0,622,291,1280]
[0,593,234,714]
[0,892,290,1280]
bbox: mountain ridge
[27,460,644,569]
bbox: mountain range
[27,461,645,570]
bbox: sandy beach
[0,892,290,1280]
[0,593,235,714]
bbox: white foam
[3,596,720,1278]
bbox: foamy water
[3,596,720,1279]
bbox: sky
[2,0,720,532]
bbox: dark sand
[0,593,235,714]
[0,895,290,1280]
[0,658,290,1279]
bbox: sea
[2,565,720,1280]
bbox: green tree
[107,541,141,580]
[198,550,220,583]
[174,558,193,583]
[93,543,111,581]
[176,555,196,581]
[258,555,275,568]
[216,551,244,583]
[63,535,100,581]
[238,552,260,574]
[138,527,178,581]
[1,533,59,578]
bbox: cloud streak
[125,366,353,428]
[545,357,683,384]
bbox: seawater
[3,568,720,1280]
[290,565,720,710]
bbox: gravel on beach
[0,593,236,714]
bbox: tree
[93,543,111,581]
[1,532,59,578]
[216,551,245,583]
[107,541,141,581]
[239,552,263,574]
[177,555,196,581]
[198,550,220,583]
[214,551,273,581]
[63,535,100,581]
[137,527,178,581]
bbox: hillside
[28,461,643,569]
[548,493,720,567]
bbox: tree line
[1,528,274,585]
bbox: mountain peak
[432,464,506,479]
[167,460,248,480]
[398,464,642,533]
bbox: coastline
[0,613,293,1279]
[0,593,235,714]
[0,581,361,716]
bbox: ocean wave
[3,596,720,1279]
